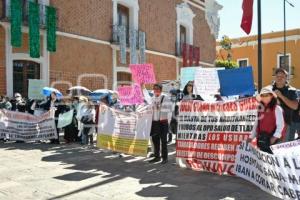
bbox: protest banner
[235,141,300,200]
[193,68,221,96]
[180,67,198,90]
[0,109,57,141]
[117,85,144,105]
[176,97,258,175]
[129,64,156,84]
[28,79,46,100]
[218,66,255,97]
[271,140,300,156]
[57,109,74,128]
[97,105,153,157]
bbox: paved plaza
[0,141,279,200]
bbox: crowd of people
[1,67,300,161]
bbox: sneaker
[149,157,161,163]
[161,159,168,164]
[148,153,155,158]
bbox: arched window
[13,60,40,97]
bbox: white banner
[176,97,258,175]
[57,109,74,128]
[271,140,300,156]
[97,105,153,156]
[235,141,300,200]
[0,109,57,141]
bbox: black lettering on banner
[288,174,300,185]
[284,157,292,169]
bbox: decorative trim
[228,35,300,49]
[56,31,111,45]
[237,58,249,67]
[176,2,195,45]
[184,0,205,11]
[277,53,292,74]
[112,0,139,30]
[205,0,222,38]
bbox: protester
[291,99,300,140]
[39,91,63,144]
[143,83,172,164]
[63,97,79,143]
[0,96,12,110]
[168,89,179,143]
[247,87,285,154]
[11,93,26,112]
[182,81,203,101]
[272,68,298,141]
[77,96,95,146]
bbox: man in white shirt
[143,84,172,164]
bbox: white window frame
[277,53,292,75]
[237,58,249,68]
[112,0,139,30]
[176,2,195,45]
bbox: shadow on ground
[0,141,279,200]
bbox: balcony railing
[111,25,141,48]
[0,0,58,28]
[176,42,200,58]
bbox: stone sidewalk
[0,142,279,200]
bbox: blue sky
[217,0,300,40]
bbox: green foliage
[215,60,238,69]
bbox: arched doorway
[13,60,41,97]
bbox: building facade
[0,0,221,97]
[217,29,300,88]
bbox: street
[0,142,279,200]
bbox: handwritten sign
[193,68,221,96]
[28,79,46,100]
[117,85,144,105]
[129,64,156,84]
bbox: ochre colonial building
[0,0,221,97]
[217,29,300,88]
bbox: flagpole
[257,0,262,92]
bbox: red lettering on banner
[185,159,235,175]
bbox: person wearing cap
[143,83,172,164]
[247,87,285,154]
[272,68,298,141]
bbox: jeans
[286,122,300,142]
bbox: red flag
[182,43,187,67]
[240,0,254,35]
[189,44,194,66]
[193,47,200,66]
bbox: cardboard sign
[130,64,156,84]
[117,85,144,105]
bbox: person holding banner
[39,91,63,144]
[272,68,298,142]
[143,84,172,164]
[247,87,285,154]
[182,81,203,101]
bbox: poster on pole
[176,97,258,175]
